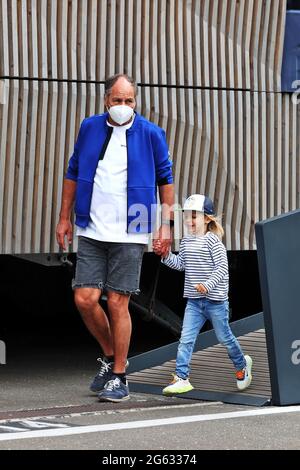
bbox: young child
[155,194,252,395]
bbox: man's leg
[97,291,131,402]
[106,291,131,373]
[103,241,144,372]
[97,242,144,402]
[74,287,114,356]
[73,237,114,356]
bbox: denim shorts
[72,236,145,295]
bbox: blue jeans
[176,298,246,379]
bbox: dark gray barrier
[255,210,300,405]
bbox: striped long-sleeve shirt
[162,231,229,300]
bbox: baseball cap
[182,194,215,215]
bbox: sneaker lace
[96,357,111,377]
[104,378,120,391]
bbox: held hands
[153,239,166,257]
[195,283,208,294]
[152,224,172,258]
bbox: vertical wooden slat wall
[0,0,298,254]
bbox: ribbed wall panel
[0,0,286,89]
[1,0,299,255]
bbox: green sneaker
[162,374,194,395]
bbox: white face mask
[107,105,134,125]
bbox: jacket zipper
[98,126,113,161]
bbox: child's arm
[200,238,228,292]
[158,239,185,271]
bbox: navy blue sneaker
[98,376,130,402]
[90,358,129,393]
[90,357,113,393]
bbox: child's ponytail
[206,215,224,240]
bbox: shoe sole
[98,395,130,403]
[162,385,194,396]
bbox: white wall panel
[1,0,298,254]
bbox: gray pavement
[0,399,300,450]
[1,344,300,450]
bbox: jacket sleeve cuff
[157,176,173,186]
[65,172,78,182]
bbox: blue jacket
[65,112,173,233]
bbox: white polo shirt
[76,118,149,244]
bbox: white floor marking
[0,420,70,433]
[0,425,27,433]
[0,405,300,442]
[19,420,70,429]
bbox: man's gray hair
[104,73,138,97]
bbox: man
[56,74,174,402]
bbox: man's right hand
[56,219,73,250]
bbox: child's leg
[207,300,246,371]
[175,298,207,379]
